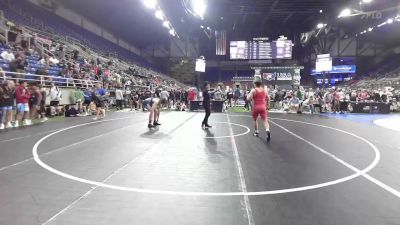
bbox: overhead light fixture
[362,0,372,3]
[338,8,352,18]
[377,22,387,27]
[387,18,394,24]
[163,21,170,28]
[169,29,176,36]
[319,9,323,13]
[200,25,204,28]
[317,23,327,29]
[155,9,164,20]
[143,0,157,9]
[368,27,373,32]
[192,0,207,19]
[206,26,210,30]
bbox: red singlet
[252,88,268,121]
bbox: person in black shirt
[202,82,212,128]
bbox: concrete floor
[0,111,399,225]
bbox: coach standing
[202,82,212,129]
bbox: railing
[2,71,101,88]
[2,12,188,90]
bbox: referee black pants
[202,106,211,125]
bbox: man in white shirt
[288,96,300,113]
[115,87,124,110]
[1,49,14,62]
[48,83,62,116]
[160,89,169,108]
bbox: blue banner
[311,65,356,75]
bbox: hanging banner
[293,68,301,86]
[262,69,293,81]
[311,65,356,75]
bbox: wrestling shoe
[266,131,271,142]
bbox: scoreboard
[230,40,292,60]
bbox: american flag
[215,30,227,55]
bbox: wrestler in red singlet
[247,76,271,141]
[252,88,268,122]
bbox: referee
[202,82,212,128]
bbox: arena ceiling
[55,0,399,50]
[54,0,349,47]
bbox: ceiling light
[387,18,394,24]
[200,25,204,28]
[163,21,170,28]
[155,9,163,20]
[362,0,373,3]
[368,27,373,32]
[143,0,157,9]
[206,26,210,30]
[319,9,323,13]
[377,22,387,27]
[169,29,176,36]
[317,23,327,29]
[192,0,207,19]
[338,8,351,18]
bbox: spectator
[332,88,341,113]
[83,88,93,116]
[275,89,284,110]
[0,80,15,129]
[226,88,233,107]
[15,80,31,127]
[73,86,85,114]
[358,89,369,101]
[188,88,196,107]
[214,86,223,101]
[288,96,300,113]
[1,49,15,62]
[65,105,79,117]
[38,56,50,66]
[234,86,241,106]
[0,67,5,80]
[302,95,317,114]
[38,84,47,122]
[92,83,107,120]
[323,89,333,112]
[160,88,169,108]
[48,82,62,116]
[115,86,123,110]
[29,82,42,120]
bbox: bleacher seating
[0,0,156,70]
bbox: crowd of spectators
[266,86,400,114]
[199,84,400,114]
[0,11,192,130]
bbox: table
[189,101,225,112]
[350,101,391,114]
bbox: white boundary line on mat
[32,115,382,196]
